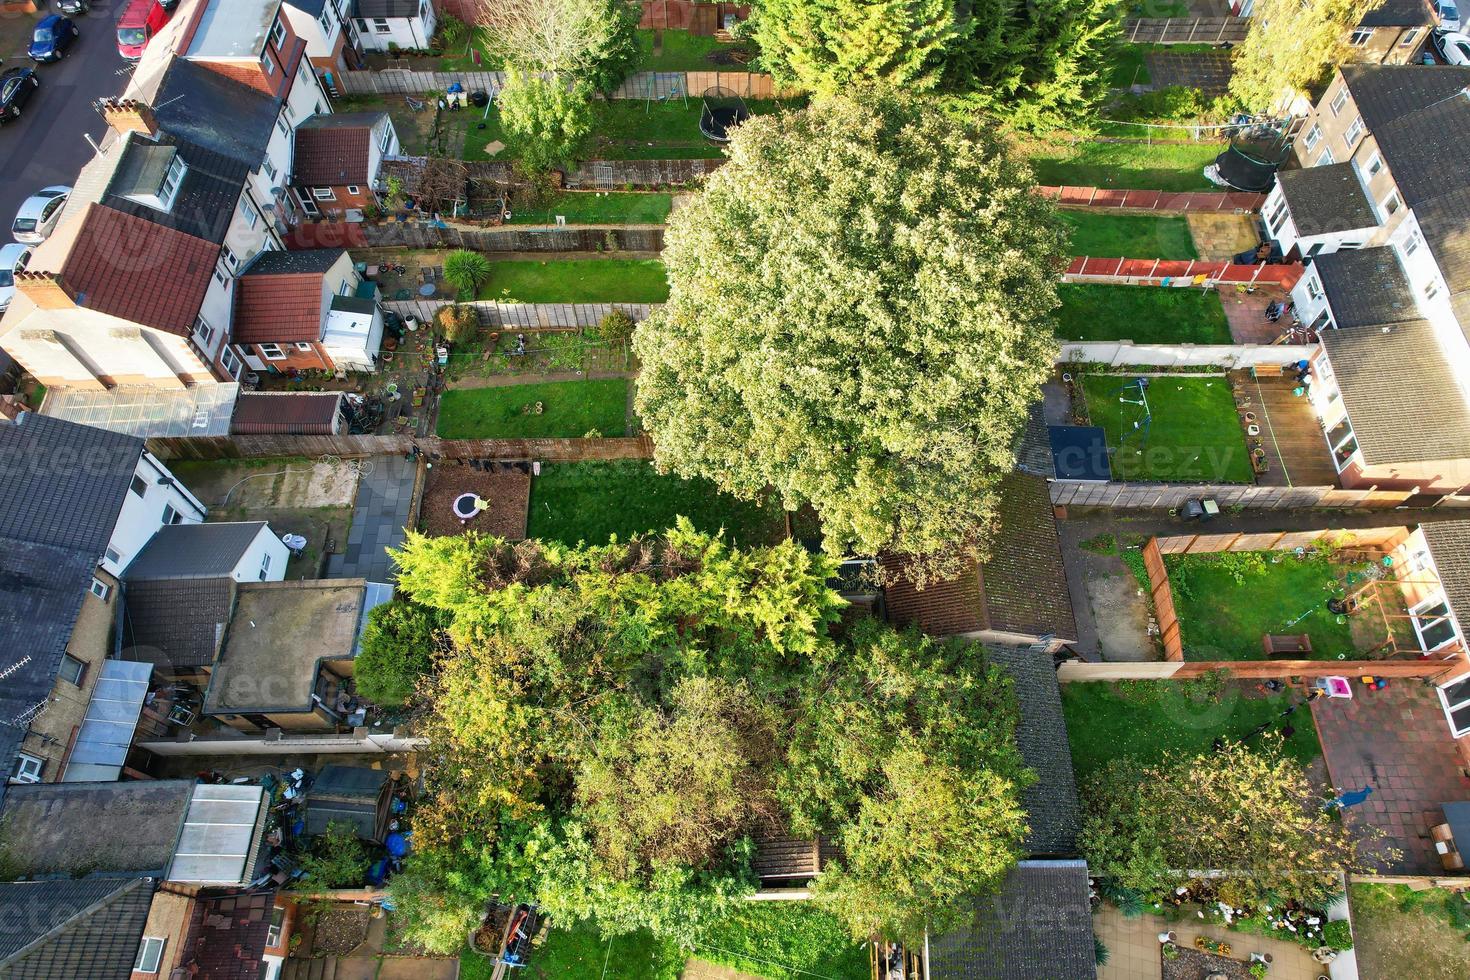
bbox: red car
[116,0,170,62]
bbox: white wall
[281,0,343,62]
[102,452,208,577]
[1058,341,1318,368]
[352,6,436,51]
[0,306,215,388]
[367,115,398,185]
[230,524,290,582]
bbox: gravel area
[312,906,372,956]
[420,462,531,539]
[1161,946,1253,979]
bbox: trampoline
[1205,126,1291,192]
[699,86,750,143]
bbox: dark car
[56,0,89,14]
[0,69,38,123]
[28,16,79,63]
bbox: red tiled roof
[179,891,274,980]
[58,204,216,336]
[882,557,987,636]
[232,392,342,434]
[232,273,324,344]
[293,124,371,186]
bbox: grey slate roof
[927,861,1097,980]
[355,0,423,16]
[151,57,282,171]
[1312,247,1420,329]
[0,415,144,799]
[123,578,236,668]
[123,522,268,581]
[286,0,330,15]
[0,878,155,980]
[1419,520,1470,634]
[103,132,253,246]
[1320,319,1470,466]
[1341,64,1470,134]
[1359,0,1434,26]
[243,247,346,276]
[0,780,197,878]
[985,647,1082,855]
[306,764,390,840]
[1276,163,1377,233]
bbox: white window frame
[1317,147,1335,166]
[374,18,391,33]
[295,341,315,352]
[194,316,214,346]
[260,552,272,580]
[319,7,334,33]
[1304,124,1323,151]
[346,185,360,196]
[262,157,277,181]
[221,345,242,378]
[1381,189,1403,218]
[1401,27,1419,46]
[1350,27,1373,45]
[105,546,122,564]
[163,503,182,525]
[1325,413,1358,472]
[1439,675,1470,736]
[379,125,393,154]
[1306,272,1324,301]
[89,577,111,601]
[223,246,239,271]
[312,187,337,202]
[260,343,287,361]
[14,753,44,784]
[134,936,166,974]
[130,473,148,497]
[270,16,287,50]
[1365,151,1383,178]
[266,907,285,947]
[59,653,85,686]
[1426,279,1442,301]
[1330,87,1349,116]
[1343,116,1364,148]
[241,197,260,230]
[262,54,276,76]
[158,156,187,211]
[1413,594,1461,652]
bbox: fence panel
[382,300,654,328]
[1039,186,1264,213]
[1058,658,1453,681]
[338,67,785,99]
[1058,341,1316,369]
[1048,480,1415,511]
[292,222,665,253]
[149,434,655,462]
[1123,17,1250,44]
[1142,538,1184,661]
[1064,257,1305,290]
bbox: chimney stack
[98,98,157,139]
[14,271,77,311]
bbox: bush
[436,305,479,344]
[437,13,470,51]
[1322,918,1353,950]
[596,308,636,345]
[444,250,493,297]
[298,821,370,889]
[355,600,445,707]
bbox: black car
[0,69,38,124]
[56,0,89,14]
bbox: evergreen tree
[1230,0,1385,111]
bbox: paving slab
[329,454,419,582]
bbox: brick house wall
[249,341,337,374]
[301,184,375,221]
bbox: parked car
[0,243,33,313]
[11,187,71,245]
[116,0,169,61]
[1437,29,1470,63]
[1440,0,1462,31]
[28,16,79,63]
[0,68,38,124]
[56,0,90,13]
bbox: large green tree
[744,0,1121,129]
[386,525,1034,948]
[633,92,1063,581]
[476,0,640,93]
[1229,0,1385,111]
[497,71,595,174]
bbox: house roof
[177,890,277,980]
[1320,319,1470,466]
[1340,64,1470,134]
[0,779,197,878]
[355,0,423,16]
[32,202,219,337]
[0,415,143,799]
[882,559,987,635]
[1276,163,1377,232]
[102,132,252,245]
[150,57,283,170]
[233,391,344,434]
[0,878,155,980]
[61,658,155,783]
[233,249,346,344]
[187,0,287,59]
[293,113,384,186]
[167,784,271,885]
[306,764,390,839]
[123,522,270,581]
[927,861,1097,980]
[1359,0,1434,27]
[1419,520,1470,635]
[123,577,236,668]
[984,647,1081,855]
[1311,247,1420,329]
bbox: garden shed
[305,765,394,843]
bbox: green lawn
[1080,373,1252,482]
[586,98,793,160]
[480,260,669,303]
[690,903,869,980]
[1061,681,1322,786]
[528,460,787,546]
[509,192,673,225]
[636,29,753,72]
[1166,551,1369,661]
[1027,140,1222,191]
[524,924,683,980]
[436,379,628,439]
[1055,284,1231,343]
[1108,45,1152,88]
[1350,883,1470,980]
[1060,211,1198,259]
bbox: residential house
[233,249,384,373]
[131,888,291,980]
[1263,64,1470,493]
[350,0,438,52]
[292,111,399,220]
[0,415,206,792]
[1230,0,1433,66]
[0,879,157,979]
[282,0,364,86]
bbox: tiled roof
[232,391,344,434]
[1276,163,1377,232]
[177,890,276,980]
[1341,64,1470,134]
[927,861,1097,980]
[152,57,282,170]
[882,558,987,635]
[293,113,384,186]
[123,577,236,668]
[123,522,268,581]
[984,647,1081,855]
[44,203,217,336]
[1420,520,1470,635]
[0,878,155,980]
[233,252,341,344]
[1311,247,1420,330]
[0,415,143,799]
[980,474,1077,642]
[102,133,253,245]
[1321,319,1470,466]
[1359,0,1434,26]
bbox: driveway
[0,5,126,238]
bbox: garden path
[1094,904,1324,980]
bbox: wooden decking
[1228,369,1341,488]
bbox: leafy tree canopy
[477,0,640,94]
[1229,0,1385,111]
[498,71,595,175]
[632,92,1063,581]
[387,524,1033,948]
[353,599,446,707]
[744,0,1122,130]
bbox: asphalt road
[0,6,128,237]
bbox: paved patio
[1094,904,1323,980]
[1220,284,1290,345]
[1144,50,1234,96]
[328,454,420,582]
[1312,680,1470,874]
[1186,213,1259,262]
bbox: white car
[11,185,70,245]
[0,242,32,312]
[1438,30,1470,64]
[1440,0,1462,31]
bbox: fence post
[1189,17,1199,41]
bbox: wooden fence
[1057,658,1459,681]
[564,158,725,189]
[1141,538,1184,661]
[383,300,654,328]
[639,0,749,33]
[1048,481,1415,510]
[1123,17,1250,43]
[1039,187,1264,213]
[337,68,793,100]
[1065,257,1304,289]
[287,221,664,253]
[1155,526,1413,556]
[147,434,654,461]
